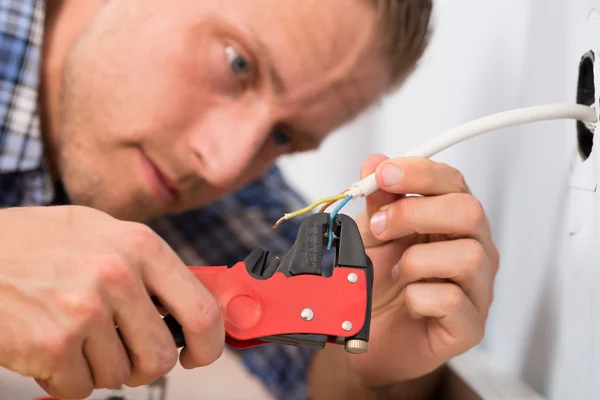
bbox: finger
[83,310,131,389]
[404,282,484,359]
[122,223,225,370]
[374,157,471,196]
[356,154,402,248]
[395,239,495,313]
[369,193,494,254]
[109,275,178,387]
[361,154,401,218]
[35,348,94,400]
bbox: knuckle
[38,327,73,367]
[450,167,468,192]
[462,239,486,274]
[100,366,131,390]
[57,289,108,329]
[403,285,418,307]
[442,285,465,313]
[455,193,485,232]
[431,162,467,192]
[136,349,177,382]
[188,296,222,335]
[362,153,388,176]
[399,246,421,277]
[421,162,436,188]
[404,284,425,311]
[123,222,161,252]
[95,351,132,389]
[94,253,138,293]
[396,198,417,225]
[490,244,501,274]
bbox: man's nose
[188,105,274,187]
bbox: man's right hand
[0,205,225,399]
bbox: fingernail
[391,264,400,281]
[370,211,387,235]
[381,164,403,187]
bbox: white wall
[278,1,600,398]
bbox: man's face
[56,0,390,221]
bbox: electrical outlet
[576,50,596,160]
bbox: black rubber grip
[114,313,186,349]
[163,314,186,348]
[114,296,187,348]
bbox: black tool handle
[163,314,186,348]
[150,296,186,348]
[114,313,185,349]
[114,296,186,348]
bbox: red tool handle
[188,262,367,343]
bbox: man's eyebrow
[249,31,286,94]
[267,62,286,94]
[296,127,323,149]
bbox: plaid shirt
[0,1,315,399]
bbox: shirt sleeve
[149,165,321,400]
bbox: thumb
[356,154,401,248]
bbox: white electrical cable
[346,103,598,198]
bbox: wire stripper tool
[162,212,374,354]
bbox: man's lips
[140,152,180,204]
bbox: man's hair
[373,0,433,89]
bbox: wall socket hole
[576,50,596,161]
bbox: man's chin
[105,200,169,223]
[64,177,230,222]
[65,189,162,222]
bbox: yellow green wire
[273,193,348,228]
[318,189,351,213]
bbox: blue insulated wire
[326,195,353,249]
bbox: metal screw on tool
[301,308,314,321]
[347,273,358,283]
[342,321,353,331]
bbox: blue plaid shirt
[0,1,315,399]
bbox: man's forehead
[250,1,379,92]
[237,1,386,129]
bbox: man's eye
[272,127,291,146]
[225,46,249,75]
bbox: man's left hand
[347,154,499,390]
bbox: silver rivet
[301,308,314,321]
[347,273,358,283]
[342,321,353,331]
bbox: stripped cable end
[272,193,349,228]
[273,216,287,229]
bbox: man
[0,1,499,399]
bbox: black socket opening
[576,51,596,161]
